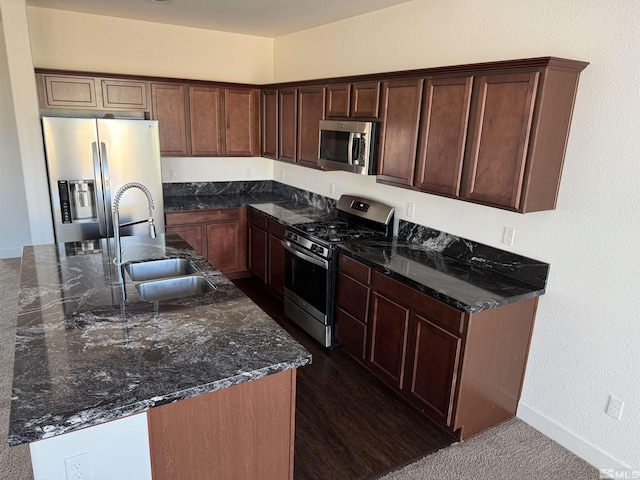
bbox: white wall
[272,0,640,470]
[0,21,31,258]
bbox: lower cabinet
[165,208,247,278]
[248,208,286,299]
[335,253,538,439]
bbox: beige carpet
[0,258,599,480]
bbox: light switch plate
[502,226,515,246]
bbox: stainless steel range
[282,195,395,347]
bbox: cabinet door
[189,85,224,156]
[326,84,350,118]
[101,79,148,110]
[297,86,326,168]
[368,292,410,389]
[406,313,461,426]
[249,225,268,283]
[151,83,189,156]
[166,225,206,257]
[461,72,539,209]
[351,82,380,118]
[261,89,278,158]
[267,233,285,299]
[377,79,424,187]
[415,76,473,197]
[225,88,259,156]
[207,220,247,276]
[41,74,97,108]
[278,88,297,162]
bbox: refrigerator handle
[92,142,107,237]
[100,142,113,237]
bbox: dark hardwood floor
[232,278,454,480]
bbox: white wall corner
[517,401,632,470]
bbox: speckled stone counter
[338,220,550,313]
[248,201,334,226]
[9,234,311,446]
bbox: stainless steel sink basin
[135,275,215,301]
[125,258,198,281]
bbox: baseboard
[517,401,631,470]
[0,246,22,259]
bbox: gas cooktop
[296,220,380,244]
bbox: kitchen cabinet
[377,78,424,187]
[262,89,279,158]
[248,209,286,300]
[225,87,260,156]
[297,86,326,168]
[151,83,189,156]
[189,85,224,156]
[279,88,298,162]
[325,82,380,118]
[165,208,248,278]
[414,76,473,197]
[336,253,539,439]
[37,73,149,111]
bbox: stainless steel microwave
[318,120,378,175]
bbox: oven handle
[281,240,329,269]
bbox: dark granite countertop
[9,234,311,446]
[338,223,550,313]
[164,192,291,212]
[248,201,334,226]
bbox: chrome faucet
[112,182,156,279]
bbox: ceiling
[25,0,413,38]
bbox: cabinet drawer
[268,219,286,239]
[248,209,269,230]
[336,272,370,323]
[373,272,464,334]
[166,208,240,226]
[338,254,371,285]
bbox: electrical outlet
[606,395,624,420]
[64,452,92,480]
[246,168,252,179]
[502,226,515,246]
[329,183,335,195]
[280,170,285,181]
[168,168,176,181]
[407,202,416,219]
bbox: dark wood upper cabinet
[377,78,424,187]
[101,79,148,110]
[278,88,297,162]
[225,88,259,156]
[188,85,224,156]
[151,83,189,156]
[297,86,326,168]
[261,89,278,159]
[461,72,539,209]
[351,81,380,118]
[325,84,350,117]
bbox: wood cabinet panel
[189,85,224,156]
[166,225,205,257]
[336,272,369,323]
[148,369,296,480]
[279,88,297,162]
[326,84,350,118]
[462,72,539,209]
[268,233,286,299]
[41,74,97,108]
[262,89,279,158]
[335,308,367,361]
[249,224,268,283]
[406,314,461,426]
[368,292,410,389]
[166,209,239,226]
[297,86,326,168]
[351,82,380,118]
[377,78,424,187]
[225,88,259,156]
[101,79,148,110]
[151,83,189,156]
[338,254,371,285]
[207,217,247,276]
[415,76,473,197]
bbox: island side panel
[147,369,297,480]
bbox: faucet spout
[112,182,156,281]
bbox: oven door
[281,239,333,346]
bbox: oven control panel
[350,200,370,212]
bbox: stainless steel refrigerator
[42,117,165,244]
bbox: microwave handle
[347,132,356,163]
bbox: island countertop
[9,234,311,446]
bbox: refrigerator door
[97,119,165,238]
[43,117,105,243]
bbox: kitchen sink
[134,275,216,301]
[125,257,198,281]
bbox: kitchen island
[9,234,311,480]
